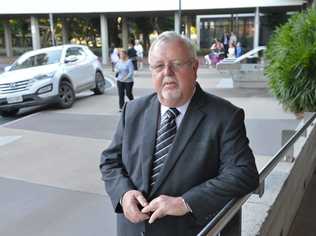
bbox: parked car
[0,44,105,117]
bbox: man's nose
[163,64,175,76]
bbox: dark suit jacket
[100,84,259,236]
[221,34,230,45]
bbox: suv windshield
[10,49,62,71]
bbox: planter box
[217,63,268,88]
[232,64,268,88]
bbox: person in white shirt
[134,40,144,70]
[229,32,237,46]
[111,48,120,72]
[227,42,236,59]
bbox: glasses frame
[149,59,195,73]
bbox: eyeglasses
[150,59,194,73]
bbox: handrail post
[281,129,295,162]
[255,179,265,197]
[220,210,241,236]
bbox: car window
[10,49,62,71]
[65,47,86,58]
[18,56,35,69]
[45,50,62,64]
[36,53,49,66]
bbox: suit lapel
[149,84,207,197]
[141,96,160,195]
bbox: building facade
[0,0,307,63]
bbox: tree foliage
[133,16,174,53]
[265,9,316,113]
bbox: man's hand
[121,190,150,223]
[141,195,190,224]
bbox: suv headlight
[37,84,53,94]
[33,71,56,80]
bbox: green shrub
[265,9,316,113]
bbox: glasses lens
[151,60,193,72]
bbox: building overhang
[0,0,307,16]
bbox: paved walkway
[0,64,312,235]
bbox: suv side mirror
[64,55,79,64]
[4,65,12,72]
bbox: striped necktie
[150,108,180,187]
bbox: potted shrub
[265,9,316,116]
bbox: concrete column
[100,14,109,65]
[230,14,234,32]
[49,13,55,46]
[185,16,192,39]
[254,7,260,49]
[121,17,128,50]
[61,17,69,44]
[3,20,13,58]
[174,12,181,34]
[30,16,41,49]
[195,16,200,50]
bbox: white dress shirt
[160,99,190,129]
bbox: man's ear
[193,59,199,78]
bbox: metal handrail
[198,112,316,236]
[260,113,315,182]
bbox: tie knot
[166,108,180,119]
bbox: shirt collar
[160,99,191,118]
[160,85,196,117]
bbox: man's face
[149,40,198,107]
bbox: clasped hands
[121,190,190,224]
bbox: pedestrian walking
[127,42,138,71]
[135,40,144,70]
[114,50,134,112]
[110,47,119,72]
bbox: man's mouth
[163,81,177,88]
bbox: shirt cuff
[182,198,193,213]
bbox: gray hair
[148,31,197,64]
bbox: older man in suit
[100,31,259,236]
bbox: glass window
[65,47,85,57]
[10,49,62,71]
[199,15,255,51]
[35,54,49,66]
[46,50,62,64]
[17,56,35,69]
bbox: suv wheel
[0,109,19,117]
[92,71,105,95]
[58,81,75,108]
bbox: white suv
[0,45,105,116]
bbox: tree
[133,16,174,54]
[265,9,316,113]
[134,17,154,53]
[108,17,121,48]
